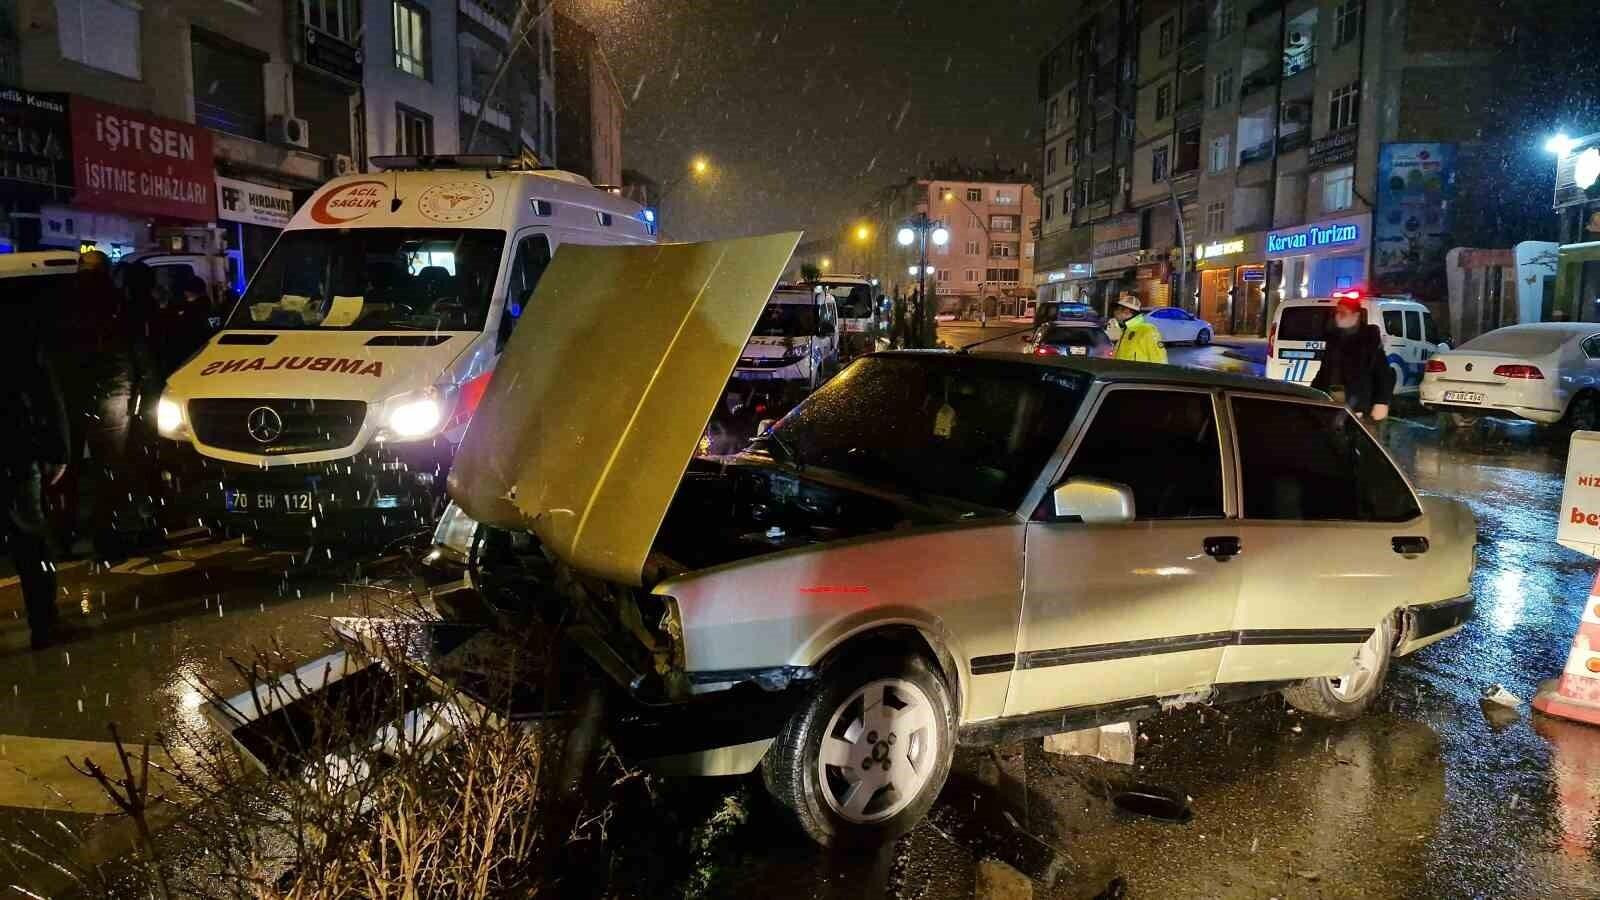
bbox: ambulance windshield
[227,228,507,331]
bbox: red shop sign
[69,96,214,221]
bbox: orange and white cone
[1534,570,1600,726]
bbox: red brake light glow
[1331,289,1363,300]
[1425,358,1447,373]
[1493,364,1544,379]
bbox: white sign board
[1558,430,1600,558]
[215,176,294,229]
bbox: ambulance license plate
[226,489,314,514]
[1443,391,1484,404]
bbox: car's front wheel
[1283,617,1395,720]
[1195,328,1212,346]
[762,649,953,847]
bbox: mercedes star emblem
[1465,362,1474,372]
[247,406,285,444]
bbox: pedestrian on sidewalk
[1109,295,1167,364]
[3,296,69,650]
[1311,294,1394,426]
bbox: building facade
[553,12,621,186]
[1038,0,1534,335]
[362,0,461,160]
[858,168,1040,315]
[456,0,555,163]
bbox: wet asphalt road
[3,345,1599,897]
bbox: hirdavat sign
[1266,216,1367,256]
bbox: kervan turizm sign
[1265,216,1367,257]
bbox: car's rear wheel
[1195,328,1211,346]
[762,650,953,847]
[1283,617,1395,720]
[1565,390,1600,431]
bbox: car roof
[769,290,821,305]
[1280,296,1426,311]
[0,251,79,278]
[873,350,1329,400]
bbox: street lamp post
[898,213,950,347]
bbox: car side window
[1423,311,1442,344]
[1062,389,1223,519]
[500,233,552,347]
[1382,310,1404,338]
[1584,335,1600,360]
[1231,397,1420,522]
[1404,310,1423,340]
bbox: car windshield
[822,283,874,319]
[769,355,1090,512]
[1279,306,1338,341]
[227,228,507,331]
[752,303,817,337]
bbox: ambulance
[155,155,658,539]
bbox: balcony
[1239,64,1280,100]
[1277,130,1309,154]
[1174,96,1204,127]
[459,0,512,42]
[1239,140,1274,167]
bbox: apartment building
[553,11,622,186]
[859,168,1040,315]
[1039,0,1533,334]
[457,0,556,162]
[362,0,460,160]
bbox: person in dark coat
[54,251,145,559]
[1312,294,1394,422]
[159,273,215,377]
[3,297,69,649]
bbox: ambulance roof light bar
[370,154,550,172]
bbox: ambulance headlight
[156,395,188,438]
[374,385,451,441]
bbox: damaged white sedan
[222,234,1479,847]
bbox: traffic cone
[1533,569,1600,725]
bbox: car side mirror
[1050,477,1135,523]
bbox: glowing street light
[931,226,950,247]
[1546,133,1578,157]
[691,155,711,175]
[897,226,915,246]
[820,257,832,270]
[854,224,872,242]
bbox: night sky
[563,0,1054,242]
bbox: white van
[155,156,657,537]
[1267,293,1449,395]
[807,274,877,357]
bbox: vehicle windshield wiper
[757,431,806,472]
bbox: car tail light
[1424,358,1447,374]
[1033,344,1059,356]
[1493,364,1544,379]
[1267,323,1276,357]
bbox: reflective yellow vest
[1112,314,1167,364]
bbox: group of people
[1105,291,1392,422]
[3,250,221,649]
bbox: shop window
[1323,164,1354,212]
[192,30,266,139]
[393,1,429,79]
[57,0,140,79]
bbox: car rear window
[1230,397,1420,522]
[1460,327,1582,356]
[1278,306,1336,341]
[1044,325,1102,346]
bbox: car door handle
[1392,536,1430,556]
[1203,536,1242,560]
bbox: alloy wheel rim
[1328,627,1386,701]
[817,678,940,824]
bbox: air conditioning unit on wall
[270,115,310,149]
[331,154,357,177]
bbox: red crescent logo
[309,180,389,225]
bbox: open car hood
[448,233,801,586]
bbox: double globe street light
[897,214,950,312]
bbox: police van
[806,274,877,358]
[156,156,658,538]
[1267,292,1449,395]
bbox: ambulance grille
[189,398,368,455]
